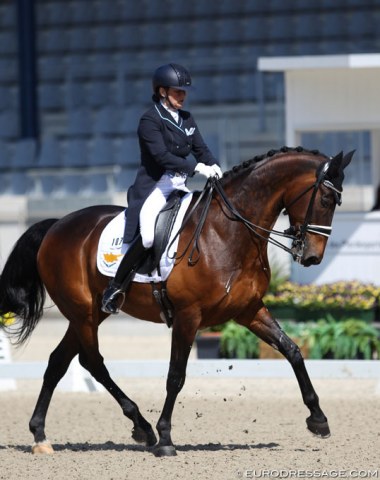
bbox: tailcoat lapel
[155,104,187,137]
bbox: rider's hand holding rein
[195,163,223,179]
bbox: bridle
[280,161,343,262]
[170,159,343,265]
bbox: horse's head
[284,150,354,266]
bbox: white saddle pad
[97,193,193,283]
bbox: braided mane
[222,146,324,178]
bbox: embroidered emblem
[100,236,124,268]
[185,127,195,136]
[102,252,123,268]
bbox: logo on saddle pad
[102,236,124,268]
[102,251,123,268]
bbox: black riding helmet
[152,63,193,102]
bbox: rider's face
[160,87,187,109]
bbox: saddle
[136,190,187,275]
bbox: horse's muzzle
[301,255,321,267]
[291,243,322,266]
[290,232,324,267]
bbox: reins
[168,177,298,264]
[212,178,299,254]
[167,177,215,265]
[169,159,342,264]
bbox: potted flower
[264,281,380,322]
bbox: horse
[0,147,352,456]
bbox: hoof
[132,427,158,447]
[306,417,331,438]
[31,441,54,455]
[153,445,177,457]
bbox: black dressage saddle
[135,190,187,275]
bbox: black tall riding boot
[101,235,149,314]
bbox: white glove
[195,163,222,179]
[211,164,223,179]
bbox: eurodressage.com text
[237,469,379,478]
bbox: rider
[102,63,222,314]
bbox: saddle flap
[137,190,187,274]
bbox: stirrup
[101,288,125,315]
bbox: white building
[259,54,380,285]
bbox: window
[301,130,371,185]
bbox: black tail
[0,218,59,345]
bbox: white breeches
[139,173,189,249]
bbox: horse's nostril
[303,256,321,267]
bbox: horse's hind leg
[29,326,80,454]
[248,307,330,438]
[75,321,157,447]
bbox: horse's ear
[342,150,355,169]
[327,151,343,178]
[326,150,353,189]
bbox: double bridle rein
[171,160,343,265]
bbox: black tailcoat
[124,102,218,242]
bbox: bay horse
[0,147,352,456]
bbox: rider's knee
[141,235,154,249]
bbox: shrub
[306,314,380,359]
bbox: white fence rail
[1,358,379,393]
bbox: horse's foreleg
[76,322,157,447]
[249,307,330,438]
[154,318,197,457]
[29,326,80,454]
